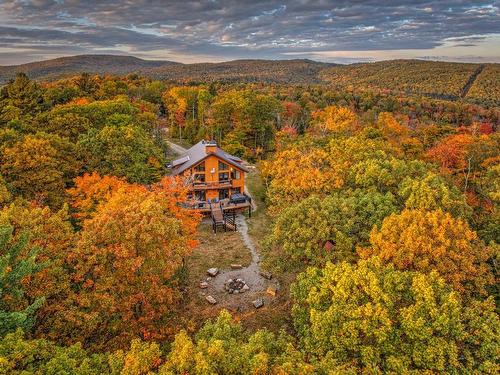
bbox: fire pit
[225,278,250,294]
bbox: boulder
[252,298,264,309]
[205,295,217,305]
[242,284,250,292]
[207,268,219,277]
[199,281,208,289]
[259,271,272,280]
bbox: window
[194,174,205,182]
[219,189,229,200]
[219,172,229,181]
[232,187,241,194]
[218,161,229,171]
[231,170,241,180]
[194,190,206,201]
[194,162,205,172]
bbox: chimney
[205,140,217,154]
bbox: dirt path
[204,214,276,311]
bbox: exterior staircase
[210,201,237,233]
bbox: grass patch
[188,223,252,272]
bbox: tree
[359,209,493,294]
[33,112,91,142]
[0,330,111,374]
[398,172,471,218]
[0,174,11,206]
[161,310,312,375]
[0,226,46,335]
[261,140,343,215]
[52,178,200,349]
[0,202,74,334]
[269,190,397,266]
[78,125,165,184]
[0,73,44,122]
[291,259,499,373]
[67,172,127,221]
[0,133,80,208]
[312,105,356,134]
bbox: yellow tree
[359,209,493,295]
[312,105,356,134]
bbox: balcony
[191,179,233,190]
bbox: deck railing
[192,180,232,189]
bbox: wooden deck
[180,198,252,216]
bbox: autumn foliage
[359,209,493,294]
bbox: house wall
[182,154,245,200]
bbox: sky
[0,0,499,65]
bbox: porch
[180,194,252,215]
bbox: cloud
[0,0,499,64]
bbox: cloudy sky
[0,0,499,65]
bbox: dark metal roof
[171,140,249,175]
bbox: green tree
[78,125,165,184]
[291,258,500,373]
[269,190,397,266]
[0,73,44,122]
[0,226,46,335]
[398,171,471,218]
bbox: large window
[231,170,241,180]
[218,161,229,171]
[219,172,229,181]
[194,161,205,172]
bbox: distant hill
[0,55,179,83]
[0,55,334,85]
[319,59,497,102]
[147,59,334,84]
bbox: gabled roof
[171,140,249,175]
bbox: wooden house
[170,140,251,219]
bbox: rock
[236,278,243,282]
[206,277,212,282]
[267,286,278,297]
[253,298,264,309]
[231,264,243,269]
[242,284,250,292]
[233,289,239,294]
[199,281,209,289]
[205,295,217,305]
[207,268,219,277]
[259,271,272,280]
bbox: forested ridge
[0,70,498,374]
[2,55,499,105]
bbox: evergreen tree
[0,226,46,335]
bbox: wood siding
[182,154,245,200]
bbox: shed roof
[171,140,249,175]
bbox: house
[170,140,250,213]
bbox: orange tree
[359,209,493,295]
[51,176,200,349]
